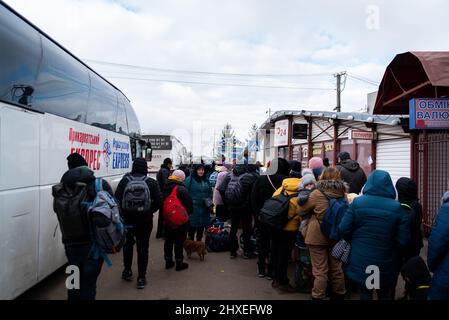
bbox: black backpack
[52,182,90,243]
[259,190,297,230]
[225,173,245,206]
[122,175,152,214]
[216,172,230,202]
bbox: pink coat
[213,170,230,205]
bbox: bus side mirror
[145,142,152,162]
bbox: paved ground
[19,212,418,300]
[18,213,310,300]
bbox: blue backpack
[319,191,348,241]
[86,178,125,266]
[209,171,219,187]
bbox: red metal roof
[374,51,449,114]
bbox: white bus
[0,1,150,299]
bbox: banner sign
[274,119,289,147]
[349,130,375,140]
[410,98,449,129]
[145,135,173,150]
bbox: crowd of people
[52,152,449,301]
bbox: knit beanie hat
[170,169,186,182]
[299,173,317,189]
[338,151,351,161]
[308,157,324,170]
[132,158,148,175]
[288,160,302,173]
[67,153,88,169]
[301,168,314,177]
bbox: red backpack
[163,185,189,228]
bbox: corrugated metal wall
[376,139,410,185]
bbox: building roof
[260,109,404,129]
[374,51,449,114]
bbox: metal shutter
[376,138,410,185]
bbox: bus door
[0,105,40,299]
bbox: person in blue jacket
[427,188,449,300]
[339,170,410,300]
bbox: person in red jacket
[162,170,193,271]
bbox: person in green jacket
[184,164,213,241]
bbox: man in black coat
[162,170,193,271]
[336,151,367,194]
[115,158,162,289]
[250,158,290,277]
[227,164,259,259]
[156,158,173,238]
[54,153,114,300]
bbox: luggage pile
[205,218,231,252]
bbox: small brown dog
[183,239,207,261]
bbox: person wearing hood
[184,164,213,241]
[427,188,449,300]
[115,158,163,289]
[339,170,410,300]
[336,151,367,194]
[226,164,259,259]
[156,158,173,238]
[213,163,232,222]
[395,177,424,261]
[53,153,114,300]
[163,170,193,272]
[250,158,290,278]
[288,160,302,179]
[298,167,347,300]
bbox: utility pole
[266,108,272,118]
[334,71,346,112]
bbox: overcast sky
[5,0,449,155]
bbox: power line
[100,70,327,87]
[349,72,379,84]
[85,58,333,78]
[347,73,379,86]
[104,75,336,90]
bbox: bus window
[0,5,41,108]
[136,140,143,159]
[130,138,137,161]
[116,93,129,135]
[86,71,118,131]
[124,100,141,138]
[34,37,89,122]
